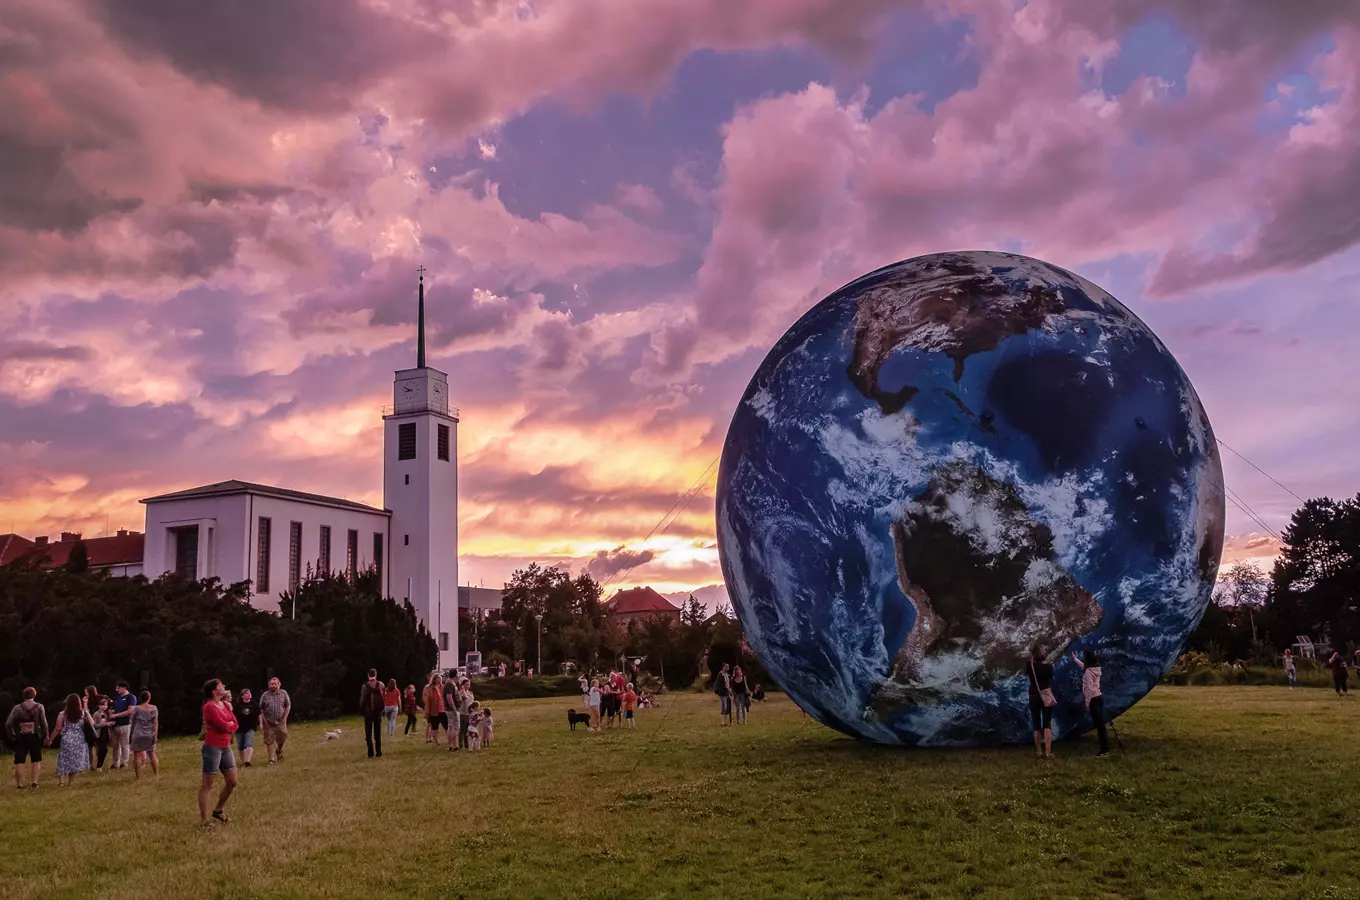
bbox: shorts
[427,713,446,729]
[262,721,287,745]
[1029,699,1054,732]
[201,743,237,775]
[625,710,634,720]
[12,732,42,764]
[237,729,255,751]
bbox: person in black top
[1328,651,1348,697]
[1027,645,1056,759]
[234,688,260,767]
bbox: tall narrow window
[373,533,384,586]
[256,517,272,593]
[174,526,198,579]
[437,423,450,461]
[318,525,331,574]
[346,529,359,580]
[288,521,302,592]
[398,422,416,460]
[439,632,449,652]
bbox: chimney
[35,536,48,546]
[60,532,81,543]
[116,529,128,537]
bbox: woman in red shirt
[199,678,239,827]
[383,678,401,737]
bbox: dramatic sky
[2,0,1357,601]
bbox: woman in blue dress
[50,694,94,786]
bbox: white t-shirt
[588,688,600,708]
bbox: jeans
[383,706,399,736]
[734,694,749,723]
[1089,696,1109,754]
[363,715,383,757]
[458,714,470,749]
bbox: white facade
[384,364,459,669]
[142,484,390,614]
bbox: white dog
[324,728,343,741]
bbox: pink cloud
[648,0,1360,376]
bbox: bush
[1160,652,1333,687]
[466,675,581,700]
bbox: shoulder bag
[1030,661,1057,708]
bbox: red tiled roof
[0,534,145,569]
[604,586,681,615]
[0,534,36,565]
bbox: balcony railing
[382,401,460,419]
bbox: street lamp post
[535,613,544,677]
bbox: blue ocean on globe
[717,251,1226,746]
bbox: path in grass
[3,686,1359,899]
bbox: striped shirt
[259,688,291,724]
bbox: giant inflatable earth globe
[716,251,1225,746]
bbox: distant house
[0,530,145,577]
[602,586,682,627]
[459,585,504,614]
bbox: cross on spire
[416,266,427,368]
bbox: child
[90,696,112,771]
[465,702,482,750]
[402,685,420,736]
[588,679,601,731]
[622,683,637,730]
[480,707,493,747]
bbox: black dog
[567,709,592,731]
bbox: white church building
[138,271,466,668]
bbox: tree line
[0,560,436,735]
[459,563,774,690]
[1188,492,1360,663]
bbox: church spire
[416,266,427,369]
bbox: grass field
[4,687,1360,899]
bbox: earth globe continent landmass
[716,251,1226,746]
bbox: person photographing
[1071,650,1109,756]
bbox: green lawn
[4,687,1360,899]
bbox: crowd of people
[416,671,493,752]
[6,681,162,789]
[4,665,498,822]
[577,669,651,731]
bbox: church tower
[384,268,458,670]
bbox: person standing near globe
[1070,651,1108,756]
[1027,647,1057,759]
[713,663,733,725]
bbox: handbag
[1031,660,1057,708]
